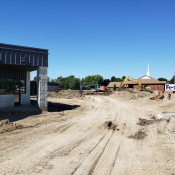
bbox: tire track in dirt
[52,122,77,133]
[1,96,124,174]
[91,108,127,175]
[72,129,114,175]
[2,123,102,174]
[89,99,129,175]
[71,107,124,175]
[112,108,158,175]
[91,131,123,175]
[0,114,102,174]
[33,102,119,174]
[148,121,175,175]
[43,129,109,175]
[21,107,100,159]
[131,120,158,174]
[23,122,79,158]
[110,106,138,175]
[5,110,113,175]
[25,120,104,158]
[46,128,107,158]
[31,130,109,174]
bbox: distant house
[108,63,167,91]
[107,75,166,91]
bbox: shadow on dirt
[31,99,80,112]
[0,100,80,122]
[48,102,80,112]
[128,130,147,140]
[0,105,42,122]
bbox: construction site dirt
[0,90,175,175]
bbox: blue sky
[0,0,175,81]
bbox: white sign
[165,84,175,91]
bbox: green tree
[111,76,115,82]
[58,75,80,90]
[55,76,64,89]
[115,77,122,82]
[170,76,175,84]
[111,76,123,82]
[68,75,76,89]
[74,78,81,89]
[64,78,69,89]
[157,78,167,81]
[121,76,126,82]
[33,76,37,81]
[47,76,50,82]
[50,78,56,83]
[83,75,103,85]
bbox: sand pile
[48,90,84,99]
[0,119,23,133]
[113,89,153,100]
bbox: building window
[20,80,26,93]
[0,78,26,95]
[14,80,19,93]
[6,79,13,94]
[0,66,26,95]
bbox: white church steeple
[146,62,150,77]
[139,62,152,79]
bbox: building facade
[0,43,48,110]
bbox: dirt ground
[0,90,175,175]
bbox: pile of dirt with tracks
[0,119,23,133]
[48,90,85,99]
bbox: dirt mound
[48,90,85,99]
[47,91,58,98]
[113,89,152,100]
[0,119,23,133]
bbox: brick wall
[133,84,165,91]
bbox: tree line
[33,75,175,90]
